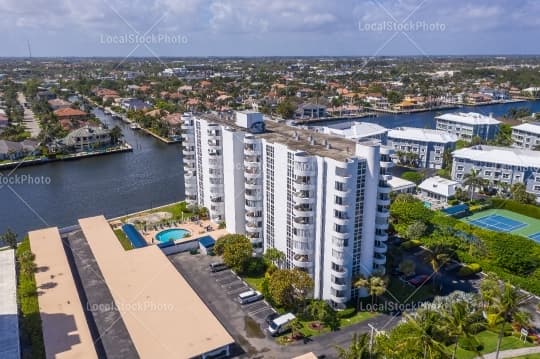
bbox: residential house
[62,126,111,152]
[48,99,72,111]
[0,140,39,160]
[418,176,458,204]
[296,104,327,119]
[120,98,152,112]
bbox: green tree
[443,301,484,359]
[216,234,252,273]
[387,91,404,105]
[290,317,303,339]
[335,333,371,359]
[307,300,336,332]
[263,248,285,268]
[390,194,433,232]
[482,281,529,359]
[109,125,123,144]
[276,100,296,119]
[463,169,485,201]
[1,228,18,249]
[406,220,428,241]
[426,244,452,293]
[399,259,416,277]
[510,183,536,204]
[267,269,314,310]
[401,171,424,184]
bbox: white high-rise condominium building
[181,111,390,308]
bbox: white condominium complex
[435,112,501,142]
[181,111,390,307]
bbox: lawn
[454,330,535,359]
[243,275,265,292]
[113,228,133,250]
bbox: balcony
[293,217,313,230]
[373,254,386,265]
[330,292,348,304]
[375,221,389,230]
[376,210,390,219]
[292,241,312,255]
[245,180,261,190]
[380,161,394,169]
[208,160,222,169]
[208,150,221,157]
[210,196,223,203]
[207,141,221,150]
[378,185,391,194]
[375,234,388,242]
[245,191,262,201]
[330,266,347,278]
[333,215,349,226]
[331,282,348,291]
[374,242,387,253]
[245,201,263,211]
[244,168,260,179]
[377,197,391,206]
[182,148,195,156]
[293,204,314,217]
[292,254,313,268]
[333,202,349,212]
[292,231,311,242]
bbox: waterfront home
[54,107,89,122]
[120,98,152,111]
[418,176,458,204]
[0,139,39,160]
[511,122,540,150]
[62,126,111,152]
[163,113,182,137]
[452,145,540,198]
[435,112,501,142]
[387,176,416,194]
[295,103,327,119]
[48,98,72,110]
[94,88,120,102]
[387,127,457,169]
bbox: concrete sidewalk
[478,346,540,359]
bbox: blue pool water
[155,228,190,243]
[122,224,147,248]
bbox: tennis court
[468,214,527,232]
[529,232,540,242]
[463,209,540,243]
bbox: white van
[268,313,296,336]
[237,290,263,304]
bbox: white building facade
[181,111,390,307]
[435,112,501,142]
[511,122,540,150]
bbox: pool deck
[463,208,540,241]
[111,217,228,245]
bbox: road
[16,92,40,138]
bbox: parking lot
[213,269,276,323]
[168,251,397,358]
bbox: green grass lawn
[243,275,265,292]
[339,311,378,328]
[454,330,535,359]
[113,228,133,250]
[463,208,540,239]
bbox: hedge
[458,263,482,277]
[17,237,45,359]
[336,307,357,319]
[491,198,540,220]
[401,239,422,250]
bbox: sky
[0,0,539,57]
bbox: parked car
[268,313,296,336]
[265,312,279,325]
[209,262,228,273]
[408,274,430,287]
[237,290,263,304]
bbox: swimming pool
[155,228,191,243]
[122,224,147,248]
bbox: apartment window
[457,166,464,171]
[535,185,540,191]
[335,196,346,205]
[485,171,491,176]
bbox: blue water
[122,223,147,248]
[317,100,540,129]
[155,228,190,243]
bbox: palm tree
[426,244,452,293]
[482,281,529,359]
[353,276,387,310]
[463,169,484,201]
[307,300,334,332]
[402,311,449,359]
[335,332,371,359]
[443,301,484,359]
[289,317,303,339]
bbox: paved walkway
[17,92,40,138]
[478,346,540,358]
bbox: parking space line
[249,307,271,316]
[227,286,248,295]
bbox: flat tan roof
[79,215,233,359]
[28,227,98,359]
[293,352,318,359]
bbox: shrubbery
[458,263,482,277]
[491,198,540,219]
[401,239,422,250]
[17,237,45,359]
[336,307,356,319]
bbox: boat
[130,123,141,130]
